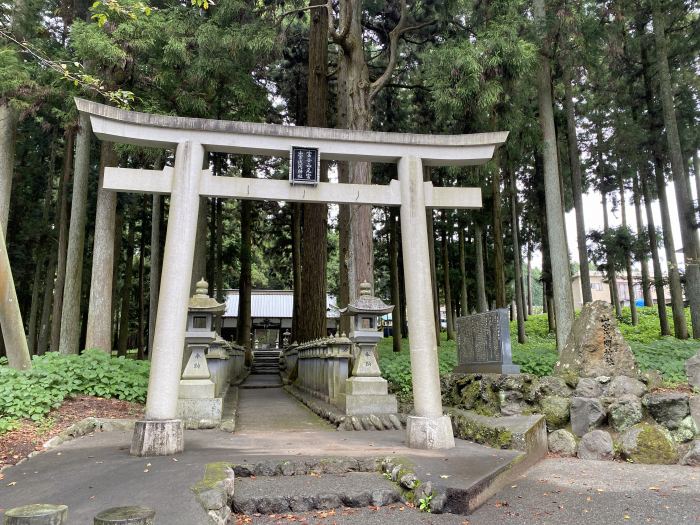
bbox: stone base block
[406,415,455,449]
[179,379,215,399]
[346,376,390,395]
[177,398,222,425]
[130,420,184,457]
[453,363,520,374]
[4,503,68,524]
[94,506,155,525]
[340,393,397,416]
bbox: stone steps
[251,350,281,374]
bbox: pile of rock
[442,302,700,466]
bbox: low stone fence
[281,344,298,384]
[206,340,247,397]
[292,335,353,407]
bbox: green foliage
[0,350,149,434]
[631,338,698,385]
[418,492,433,513]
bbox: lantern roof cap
[340,281,394,315]
[189,278,226,313]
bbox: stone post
[93,506,155,525]
[398,156,455,449]
[131,141,204,456]
[4,504,68,524]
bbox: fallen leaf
[143,469,149,473]
[173,458,178,462]
[7,481,16,486]
[440,474,450,479]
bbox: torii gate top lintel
[75,98,508,167]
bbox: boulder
[574,378,603,398]
[577,430,614,461]
[531,376,572,400]
[680,440,700,466]
[548,429,577,456]
[643,392,690,430]
[690,396,700,430]
[620,423,678,464]
[570,397,606,437]
[605,376,646,398]
[539,395,571,430]
[686,352,700,389]
[554,301,637,378]
[608,395,643,432]
[671,416,698,443]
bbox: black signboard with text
[290,146,320,185]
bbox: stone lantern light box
[338,281,398,415]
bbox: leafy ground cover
[0,349,149,435]
[379,307,700,401]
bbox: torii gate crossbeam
[75,98,508,456]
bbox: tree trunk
[137,196,147,360]
[237,160,254,356]
[653,7,700,339]
[694,152,700,216]
[291,202,302,340]
[633,173,653,307]
[563,74,592,304]
[297,0,329,342]
[602,192,622,317]
[50,131,74,352]
[492,168,506,308]
[148,193,162,356]
[389,207,402,352]
[0,103,17,237]
[338,162,351,335]
[620,180,638,325]
[639,17,688,339]
[0,226,31,369]
[442,216,455,340]
[117,219,135,357]
[27,250,45,355]
[509,165,527,343]
[37,250,56,355]
[534,0,574,351]
[474,222,488,313]
[85,142,118,353]
[59,113,91,355]
[215,198,223,303]
[112,211,124,348]
[640,169,671,336]
[527,248,533,316]
[458,224,468,316]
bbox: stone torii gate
[75,98,508,456]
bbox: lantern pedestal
[176,344,221,428]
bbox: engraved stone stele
[554,300,637,378]
[338,282,398,415]
[454,309,520,374]
[4,503,68,525]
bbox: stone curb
[284,385,406,431]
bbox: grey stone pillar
[398,156,455,449]
[131,141,204,456]
[4,504,68,524]
[93,506,155,525]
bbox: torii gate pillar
[398,156,454,448]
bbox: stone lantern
[338,281,397,415]
[185,278,225,345]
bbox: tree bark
[291,202,302,340]
[509,165,527,343]
[0,226,31,369]
[458,224,469,316]
[117,218,135,357]
[191,198,208,293]
[425,169,440,343]
[633,173,654,307]
[602,192,622,317]
[85,142,118,353]
[59,113,91,355]
[492,167,506,308]
[389,207,402,352]
[640,168,671,336]
[0,103,17,237]
[51,131,74,352]
[620,180,638,325]
[534,0,574,351]
[112,211,123,348]
[563,74,592,304]
[527,248,533,316]
[653,7,700,339]
[37,250,56,355]
[442,215,455,340]
[474,222,488,313]
[297,0,329,342]
[27,250,44,355]
[237,160,254,356]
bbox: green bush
[0,349,149,434]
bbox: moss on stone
[453,415,513,449]
[623,424,679,465]
[193,461,231,493]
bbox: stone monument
[338,282,398,415]
[454,309,520,374]
[554,300,637,378]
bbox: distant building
[221,290,340,348]
[571,271,671,309]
